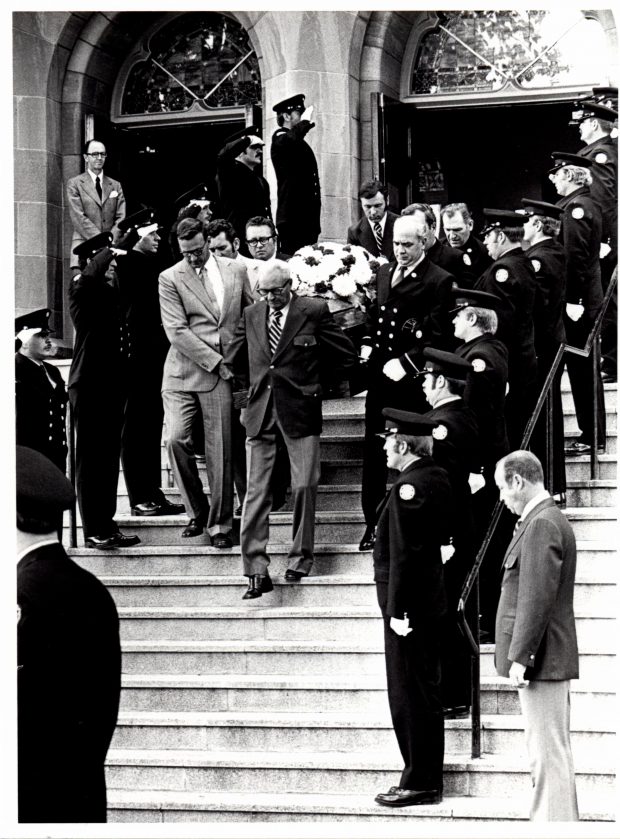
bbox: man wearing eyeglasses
[67,139,126,270]
[223,262,356,600]
[159,218,254,548]
[243,216,292,296]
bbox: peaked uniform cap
[272,94,306,114]
[72,231,113,258]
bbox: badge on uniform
[595,152,608,164]
[531,259,541,273]
[399,484,415,500]
[571,207,585,220]
[463,253,472,266]
[432,424,448,440]
[495,268,508,283]
[471,358,486,372]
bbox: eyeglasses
[247,236,274,247]
[87,152,107,158]
[182,247,205,259]
[257,284,290,297]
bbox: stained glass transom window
[121,13,260,114]
[412,11,608,95]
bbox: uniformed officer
[15,308,68,472]
[520,198,567,497]
[68,231,140,549]
[17,446,121,822]
[420,348,482,719]
[440,202,492,288]
[358,215,454,551]
[475,208,538,448]
[549,151,606,454]
[373,408,452,808]
[271,93,321,254]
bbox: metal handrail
[457,268,617,758]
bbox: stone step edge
[105,789,615,821]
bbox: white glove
[390,616,412,636]
[359,345,372,362]
[301,105,314,122]
[566,303,585,322]
[440,544,455,564]
[600,242,611,259]
[383,359,406,381]
[110,248,127,257]
[468,473,485,495]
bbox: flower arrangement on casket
[288,242,387,329]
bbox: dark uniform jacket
[455,334,510,468]
[495,498,578,680]
[578,135,618,251]
[17,542,121,823]
[441,234,492,288]
[15,353,68,472]
[373,456,452,622]
[525,239,567,356]
[271,121,321,247]
[224,294,356,439]
[216,139,272,242]
[556,186,604,316]
[347,211,398,260]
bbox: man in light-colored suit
[494,450,579,822]
[67,139,126,269]
[159,217,254,547]
[224,261,356,599]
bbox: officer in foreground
[373,409,452,808]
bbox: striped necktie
[269,309,282,355]
[374,221,383,253]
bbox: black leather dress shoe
[284,569,307,582]
[374,787,442,807]
[182,516,206,538]
[133,499,186,516]
[242,574,274,600]
[358,526,375,552]
[212,533,233,549]
[86,532,141,550]
[443,705,470,719]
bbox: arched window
[410,10,610,97]
[120,12,260,115]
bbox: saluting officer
[476,208,537,448]
[549,151,606,455]
[358,215,454,552]
[15,309,68,473]
[373,408,453,809]
[271,93,321,254]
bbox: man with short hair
[347,179,399,260]
[440,202,491,286]
[271,93,321,254]
[67,139,126,269]
[244,216,291,293]
[373,408,452,808]
[402,202,463,281]
[159,217,254,546]
[224,261,356,599]
[495,450,579,822]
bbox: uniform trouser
[564,316,606,446]
[531,346,566,495]
[600,257,617,376]
[376,582,444,791]
[69,384,125,540]
[163,381,233,535]
[505,361,538,449]
[241,406,320,576]
[519,680,579,821]
[440,540,474,710]
[122,371,165,508]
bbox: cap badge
[495,268,509,283]
[531,259,541,273]
[432,424,448,440]
[399,484,416,500]
[471,358,487,372]
[571,207,585,220]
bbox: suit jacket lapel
[248,303,272,362]
[503,497,556,560]
[178,261,214,313]
[100,174,114,204]
[216,256,233,322]
[81,172,101,206]
[273,296,307,359]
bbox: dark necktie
[374,221,383,253]
[95,175,102,200]
[269,309,282,356]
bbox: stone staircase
[67,378,617,824]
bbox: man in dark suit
[440,202,492,287]
[347,179,398,260]
[402,202,464,283]
[224,261,356,599]
[358,215,454,551]
[271,93,321,254]
[15,309,68,472]
[17,446,121,822]
[373,409,452,808]
[159,217,254,547]
[66,139,125,269]
[495,450,579,821]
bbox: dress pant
[519,680,579,821]
[69,383,125,539]
[122,366,166,508]
[564,316,606,446]
[241,401,320,576]
[163,380,233,535]
[376,582,444,791]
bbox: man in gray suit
[494,450,579,821]
[67,139,126,269]
[159,217,254,547]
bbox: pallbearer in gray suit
[159,218,254,548]
[494,450,579,822]
[224,262,357,600]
